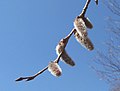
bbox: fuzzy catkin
[48,62,62,77]
[56,39,75,66]
[74,17,88,37]
[73,30,94,51]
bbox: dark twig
[79,0,91,18]
[15,53,63,82]
[15,66,48,82]
[64,28,76,40]
[54,52,63,63]
[95,0,98,5]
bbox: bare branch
[15,66,48,82]
[15,52,63,82]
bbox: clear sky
[0,0,112,91]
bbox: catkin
[48,62,62,77]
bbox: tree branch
[79,0,91,17]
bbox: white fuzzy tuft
[74,17,87,37]
[48,62,62,77]
[73,30,94,51]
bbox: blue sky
[0,0,112,91]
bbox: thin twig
[33,66,48,78]
[15,66,48,82]
[64,28,76,39]
[79,0,91,17]
[15,52,63,82]
[54,52,63,63]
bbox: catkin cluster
[15,0,98,82]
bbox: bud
[74,17,88,37]
[83,17,93,29]
[73,30,94,51]
[48,62,62,77]
[95,0,98,5]
[56,39,66,53]
[56,39,75,66]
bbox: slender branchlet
[79,0,91,18]
[64,28,76,40]
[15,52,63,82]
[54,52,63,63]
